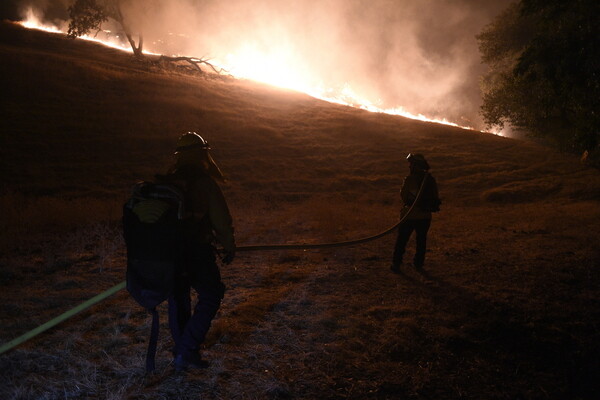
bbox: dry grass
[1,21,599,399]
[0,192,121,250]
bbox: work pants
[392,219,431,268]
[168,244,225,358]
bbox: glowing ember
[18,9,495,133]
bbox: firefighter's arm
[207,180,236,260]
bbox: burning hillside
[10,0,516,134]
[1,19,600,400]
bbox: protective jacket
[400,172,439,220]
[158,163,235,254]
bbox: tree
[68,0,144,57]
[477,0,599,153]
[67,0,225,74]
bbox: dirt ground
[1,22,599,399]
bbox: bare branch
[157,55,229,75]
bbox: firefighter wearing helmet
[391,153,440,274]
[158,131,235,371]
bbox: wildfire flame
[20,8,135,52]
[19,8,497,133]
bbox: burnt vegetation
[1,21,600,399]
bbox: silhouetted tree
[68,0,143,57]
[67,0,225,74]
[478,0,599,153]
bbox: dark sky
[7,0,513,131]
[0,1,21,20]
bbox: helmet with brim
[175,132,210,154]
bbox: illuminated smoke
[14,0,511,131]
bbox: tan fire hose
[235,172,430,252]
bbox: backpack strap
[146,307,160,372]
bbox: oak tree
[68,0,143,57]
[478,0,599,153]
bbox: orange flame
[20,7,141,53]
[19,9,503,134]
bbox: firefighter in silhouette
[158,132,235,371]
[391,153,440,273]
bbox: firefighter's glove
[222,250,235,265]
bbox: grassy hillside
[1,21,599,399]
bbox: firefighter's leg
[178,284,224,357]
[414,219,432,268]
[177,245,225,359]
[392,221,415,269]
[168,278,191,354]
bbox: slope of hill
[0,21,599,399]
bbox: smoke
[14,0,512,131]
[14,0,69,22]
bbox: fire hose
[0,175,430,356]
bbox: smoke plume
[12,0,512,131]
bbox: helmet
[406,153,430,170]
[175,132,210,153]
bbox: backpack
[122,181,186,372]
[419,174,441,213]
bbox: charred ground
[0,22,599,399]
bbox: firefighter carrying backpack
[122,181,185,372]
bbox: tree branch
[157,55,228,75]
